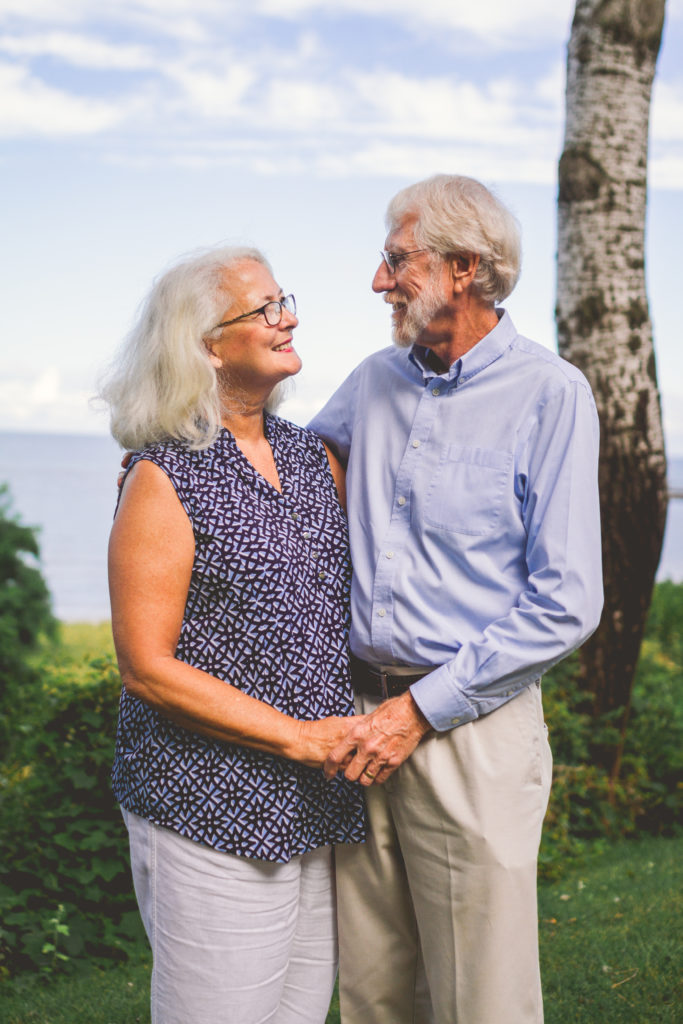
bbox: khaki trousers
[336,681,552,1024]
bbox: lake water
[1,430,682,622]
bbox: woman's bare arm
[109,460,357,767]
[323,443,347,512]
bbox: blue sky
[2,0,682,451]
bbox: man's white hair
[386,174,522,304]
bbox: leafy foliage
[0,648,143,979]
[0,485,56,754]
[540,582,683,877]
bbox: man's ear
[450,253,480,293]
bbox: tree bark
[556,0,668,763]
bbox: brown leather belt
[350,654,432,700]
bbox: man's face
[372,214,451,349]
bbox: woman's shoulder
[125,436,230,507]
[130,432,224,470]
[267,414,325,453]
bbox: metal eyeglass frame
[380,249,428,273]
[212,293,296,331]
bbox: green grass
[55,621,115,662]
[538,834,681,1022]
[1,835,679,1024]
[0,954,152,1024]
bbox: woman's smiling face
[208,259,301,397]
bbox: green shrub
[623,639,683,833]
[539,582,683,877]
[0,653,142,979]
[0,485,56,755]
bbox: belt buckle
[378,671,390,700]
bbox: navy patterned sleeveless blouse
[112,415,365,862]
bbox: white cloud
[650,155,683,190]
[164,60,257,118]
[0,31,154,69]
[535,59,565,111]
[660,388,683,457]
[348,70,555,144]
[0,60,126,135]
[652,79,683,141]
[312,140,557,185]
[4,0,682,48]
[1,0,572,34]
[0,368,95,433]
[258,0,574,44]
[263,77,345,125]
[0,0,678,190]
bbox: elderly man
[312,174,603,1024]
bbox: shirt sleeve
[410,378,604,731]
[307,369,360,465]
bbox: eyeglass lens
[265,294,296,325]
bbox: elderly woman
[102,245,365,1024]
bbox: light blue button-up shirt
[309,311,603,732]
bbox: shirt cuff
[409,664,477,732]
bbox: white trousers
[122,808,338,1024]
[336,681,553,1024]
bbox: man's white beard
[391,279,445,349]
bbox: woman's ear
[204,341,223,369]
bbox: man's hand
[324,691,432,786]
[117,451,133,489]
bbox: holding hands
[324,691,431,787]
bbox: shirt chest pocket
[424,445,512,536]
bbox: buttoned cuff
[409,664,477,732]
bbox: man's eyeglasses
[212,294,296,331]
[380,249,428,273]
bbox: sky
[2,0,683,452]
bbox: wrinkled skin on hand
[323,691,432,787]
[295,715,367,770]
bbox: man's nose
[372,259,393,293]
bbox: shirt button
[291,511,299,520]
[451,717,461,725]
[303,531,311,539]
[397,496,407,506]
[412,440,421,448]
[385,551,395,559]
[311,551,320,560]
[378,608,386,617]
[432,387,440,396]
[318,571,327,580]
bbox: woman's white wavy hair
[99,245,286,451]
[386,174,522,304]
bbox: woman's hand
[292,715,364,769]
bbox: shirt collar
[408,308,515,385]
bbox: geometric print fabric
[112,416,366,862]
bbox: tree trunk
[556,0,668,769]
